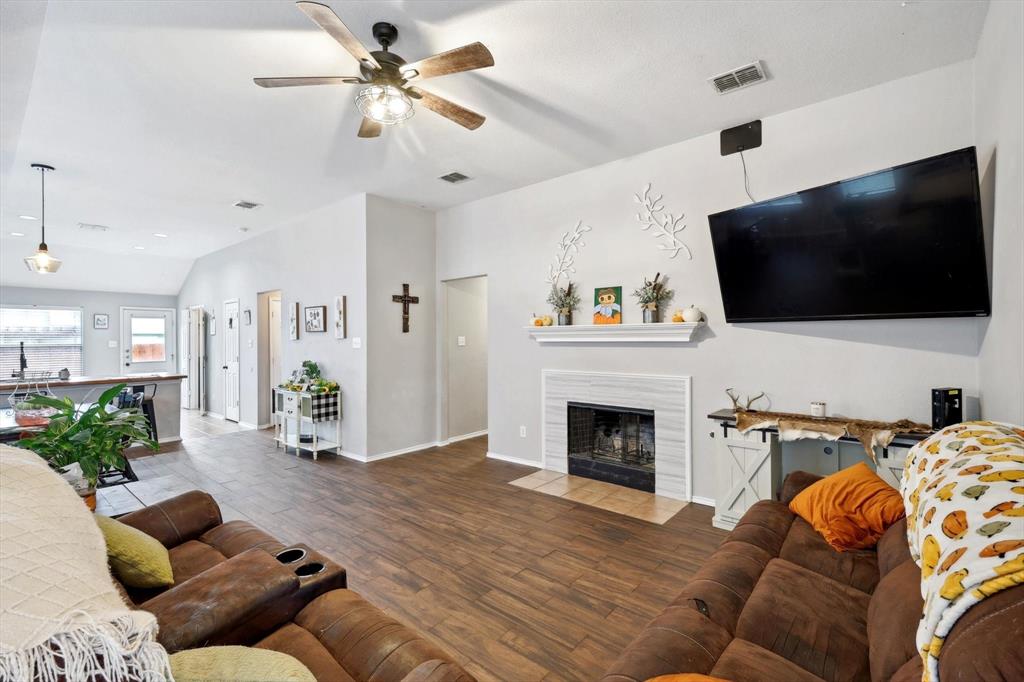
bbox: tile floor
[508,470,687,524]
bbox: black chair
[130,383,159,443]
[97,390,144,488]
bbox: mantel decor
[527,321,703,344]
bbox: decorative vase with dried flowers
[632,273,674,323]
[547,281,582,326]
[18,384,157,510]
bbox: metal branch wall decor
[634,183,692,260]
[546,220,592,288]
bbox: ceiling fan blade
[358,117,383,138]
[296,1,381,70]
[401,42,494,81]
[407,87,485,130]
[254,76,363,88]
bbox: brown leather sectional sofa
[602,471,1024,682]
[116,491,473,682]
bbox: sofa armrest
[144,548,298,653]
[118,490,222,548]
[778,470,823,505]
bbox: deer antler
[726,388,741,410]
[744,392,766,410]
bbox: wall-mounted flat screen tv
[708,147,990,323]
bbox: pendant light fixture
[24,163,61,274]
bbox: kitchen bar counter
[1,373,185,443]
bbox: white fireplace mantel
[527,322,703,344]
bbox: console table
[707,409,933,530]
[273,388,341,460]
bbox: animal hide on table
[733,410,932,463]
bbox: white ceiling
[0,0,989,295]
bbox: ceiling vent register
[709,61,767,94]
[233,200,262,210]
[439,172,471,184]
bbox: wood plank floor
[102,423,727,681]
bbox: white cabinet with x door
[712,426,782,531]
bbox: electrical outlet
[107,340,117,348]
[457,336,466,347]
[352,337,362,349]
[519,425,526,438]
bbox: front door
[224,300,240,422]
[121,307,176,375]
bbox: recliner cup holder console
[275,548,307,565]
[295,562,326,578]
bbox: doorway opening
[441,275,488,443]
[223,299,240,423]
[180,305,206,412]
[257,290,283,428]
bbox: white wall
[975,1,1024,425]
[365,195,437,457]
[176,195,369,454]
[0,285,177,376]
[444,276,488,439]
[436,61,984,501]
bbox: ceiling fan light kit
[24,163,62,275]
[255,1,493,137]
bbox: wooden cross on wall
[392,283,419,333]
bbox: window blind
[0,307,84,379]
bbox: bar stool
[99,389,145,487]
[131,383,159,443]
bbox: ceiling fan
[255,1,494,138]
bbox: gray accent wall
[975,1,1024,425]
[436,61,986,501]
[0,286,177,377]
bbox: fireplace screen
[567,402,654,492]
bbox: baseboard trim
[445,429,488,445]
[238,421,259,430]
[256,422,273,429]
[691,495,715,507]
[203,411,224,420]
[486,451,543,468]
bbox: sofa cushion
[867,560,922,682]
[937,584,1024,681]
[735,559,870,682]
[780,518,879,594]
[293,590,461,682]
[200,520,284,558]
[727,500,794,556]
[709,639,825,682]
[169,645,316,682]
[876,517,912,578]
[94,513,175,588]
[256,623,355,682]
[672,540,772,634]
[789,462,905,551]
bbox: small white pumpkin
[681,305,703,323]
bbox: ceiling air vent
[78,222,110,232]
[439,172,471,184]
[233,200,262,210]
[708,61,767,95]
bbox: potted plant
[18,384,157,510]
[547,282,581,325]
[632,273,673,323]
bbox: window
[130,317,166,362]
[0,306,84,378]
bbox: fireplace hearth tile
[507,472,687,525]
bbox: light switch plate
[352,337,362,349]
[457,336,466,347]
[108,340,117,348]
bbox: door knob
[222,365,228,370]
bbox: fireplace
[567,402,655,492]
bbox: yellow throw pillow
[170,646,316,682]
[94,514,174,588]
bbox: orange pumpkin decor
[941,510,968,539]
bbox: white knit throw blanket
[0,445,171,681]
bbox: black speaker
[931,387,962,430]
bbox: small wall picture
[593,286,623,325]
[289,303,299,340]
[93,313,109,330]
[334,295,348,339]
[304,305,327,333]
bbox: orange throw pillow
[788,462,906,551]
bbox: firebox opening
[567,402,655,493]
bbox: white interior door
[182,306,206,410]
[121,307,176,375]
[223,300,240,422]
[269,296,282,399]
